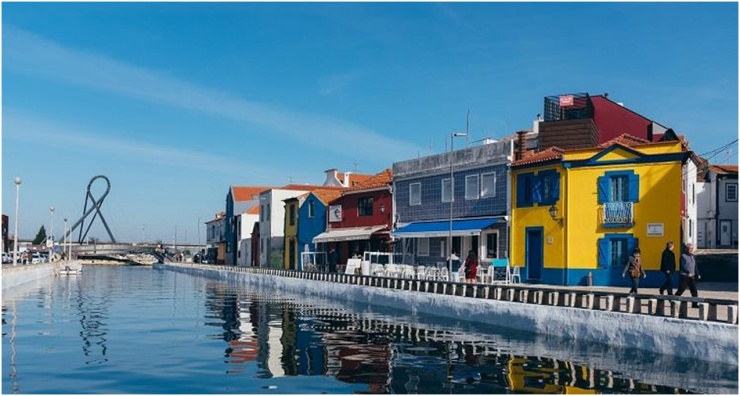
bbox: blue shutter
[552,173,560,201]
[516,174,527,207]
[628,173,640,202]
[532,175,543,203]
[597,238,610,268]
[597,176,609,203]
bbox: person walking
[675,243,700,307]
[464,250,479,284]
[659,241,676,295]
[622,248,646,294]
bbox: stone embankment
[158,263,738,365]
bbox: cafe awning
[313,225,387,243]
[391,217,505,238]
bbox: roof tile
[348,168,392,191]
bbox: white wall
[696,181,712,248]
[259,189,311,267]
[684,161,698,247]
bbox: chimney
[516,131,526,161]
[343,171,353,188]
[322,168,342,187]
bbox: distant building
[283,188,344,270]
[225,186,273,265]
[697,165,738,248]
[205,212,226,264]
[237,205,260,267]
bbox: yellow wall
[511,143,684,276]
[283,201,299,269]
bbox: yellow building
[510,135,690,286]
[282,195,305,270]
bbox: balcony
[601,202,634,228]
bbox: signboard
[647,223,664,237]
[329,205,342,223]
[559,95,574,107]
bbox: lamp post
[448,133,467,277]
[49,206,55,262]
[63,218,68,263]
[12,177,22,266]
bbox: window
[358,197,374,216]
[485,233,498,259]
[410,183,421,206]
[440,241,446,257]
[598,234,637,268]
[598,170,639,203]
[481,172,496,198]
[417,238,429,256]
[289,204,296,225]
[267,204,270,220]
[610,176,628,202]
[465,175,479,200]
[442,178,452,203]
[516,173,535,207]
[689,219,693,238]
[260,205,265,221]
[726,183,738,202]
[538,170,560,206]
[308,200,315,218]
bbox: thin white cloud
[318,71,361,96]
[3,26,424,164]
[2,111,286,178]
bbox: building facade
[205,212,226,264]
[697,165,739,248]
[225,186,272,265]
[510,136,689,287]
[313,169,393,265]
[391,139,514,267]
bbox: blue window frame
[597,234,638,268]
[516,170,560,208]
[598,170,639,203]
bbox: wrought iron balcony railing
[601,202,633,227]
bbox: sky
[1,2,738,244]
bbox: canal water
[2,266,737,394]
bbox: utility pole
[197,217,201,247]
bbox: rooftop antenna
[466,109,470,147]
[353,162,360,172]
[288,176,293,184]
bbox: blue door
[526,228,543,281]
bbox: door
[289,239,296,270]
[525,228,543,281]
[720,220,732,246]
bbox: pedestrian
[464,250,479,284]
[622,247,646,294]
[659,241,676,295]
[675,243,700,307]
[328,248,339,273]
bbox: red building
[313,169,393,264]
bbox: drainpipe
[563,167,569,287]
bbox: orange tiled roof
[339,173,374,188]
[278,184,344,192]
[347,168,392,191]
[710,165,738,175]
[245,205,260,215]
[312,189,344,204]
[232,186,272,201]
[511,147,564,167]
[599,133,652,148]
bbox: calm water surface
[2,266,737,394]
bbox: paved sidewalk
[562,282,738,301]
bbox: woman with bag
[622,247,646,294]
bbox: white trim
[410,182,422,206]
[465,174,480,200]
[481,172,496,198]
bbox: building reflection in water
[202,284,700,394]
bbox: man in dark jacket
[659,241,676,295]
[675,243,700,307]
[328,248,339,273]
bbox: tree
[32,225,47,245]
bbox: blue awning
[391,217,505,238]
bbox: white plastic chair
[509,265,522,284]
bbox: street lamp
[49,207,55,262]
[448,133,467,277]
[548,204,563,224]
[13,177,21,266]
[63,218,68,263]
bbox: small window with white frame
[409,183,421,206]
[442,178,452,202]
[481,172,496,198]
[417,238,429,256]
[726,183,738,202]
[465,174,479,200]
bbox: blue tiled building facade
[392,139,514,266]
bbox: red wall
[332,189,393,229]
[591,96,652,143]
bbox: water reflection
[202,283,720,394]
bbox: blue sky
[2,2,738,243]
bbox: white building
[682,154,702,248]
[237,206,259,267]
[697,164,738,248]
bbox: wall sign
[329,205,342,223]
[647,223,664,237]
